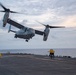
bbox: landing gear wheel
[14,35,17,38]
[26,39,28,42]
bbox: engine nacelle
[43,27,50,41]
[3,19,7,27]
[3,12,9,27]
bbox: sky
[0,0,76,49]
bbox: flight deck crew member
[49,49,55,59]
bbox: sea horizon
[0,48,76,58]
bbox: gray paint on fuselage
[15,28,35,39]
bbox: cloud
[59,15,76,27]
[53,0,76,16]
[0,0,76,49]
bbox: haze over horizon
[0,0,76,49]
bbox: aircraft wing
[7,18,44,35]
[7,18,25,29]
[35,30,44,35]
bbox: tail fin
[8,25,16,33]
[8,25,11,33]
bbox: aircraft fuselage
[14,28,35,41]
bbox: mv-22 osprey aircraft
[0,3,65,42]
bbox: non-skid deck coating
[0,55,76,75]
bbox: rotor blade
[10,11,26,14]
[48,25,65,28]
[0,10,5,12]
[36,20,46,26]
[36,21,65,28]
[0,3,27,15]
[10,10,19,13]
[0,3,7,10]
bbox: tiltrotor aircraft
[0,3,65,42]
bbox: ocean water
[0,48,76,58]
